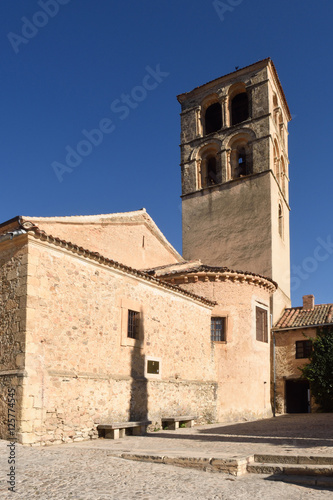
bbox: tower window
[205,102,222,134]
[278,204,283,238]
[206,156,217,185]
[231,93,249,126]
[238,149,247,176]
[198,148,219,188]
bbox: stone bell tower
[177,58,291,320]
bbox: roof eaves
[177,58,271,102]
[157,264,278,289]
[273,322,333,332]
[22,222,215,308]
[0,216,22,229]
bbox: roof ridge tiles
[21,222,216,307]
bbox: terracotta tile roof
[147,263,278,289]
[274,304,333,330]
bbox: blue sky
[0,0,332,307]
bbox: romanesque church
[1,58,331,445]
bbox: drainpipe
[273,330,276,417]
[0,229,26,243]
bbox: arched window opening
[238,148,247,177]
[278,204,283,238]
[273,140,280,180]
[273,93,278,108]
[205,103,222,134]
[206,156,217,185]
[229,139,253,180]
[231,93,249,125]
[197,147,220,189]
[280,156,286,195]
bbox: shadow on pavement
[147,414,333,449]
[264,475,333,492]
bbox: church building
[0,58,320,446]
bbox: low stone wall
[18,374,217,445]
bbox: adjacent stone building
[273,295,333,414]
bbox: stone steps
[247,454,333,485]
[247,462,333,476]
[253,454,333,466]
[115,451,333,482]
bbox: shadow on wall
[129,309,148,421]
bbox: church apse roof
[146,262,278,292]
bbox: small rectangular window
[145,356,162,378]
[127,310,139,339]
[211,317,226,342]
[147,360,159,374]
[296,340,312,359]
[256,307,268,343]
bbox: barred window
[211,317,226,342]
[296,340,312,359]
[256,307,268,343]
[127,310,140,339]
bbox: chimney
[303,295,315,310]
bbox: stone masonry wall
[0,236,28,441]
[177,279,272,422]
[20,236,216,445]
[275,327,317,414]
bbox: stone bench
[97,421,152,440]
[161,416,197,430]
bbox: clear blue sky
[1,0,332,307]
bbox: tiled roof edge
[154,265,278,290]
[21,221,215,308]
[272,322,333,332]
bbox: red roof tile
[274,304,333,330]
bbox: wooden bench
[161,416,196,430]
[97,421,151,440]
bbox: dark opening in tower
[231,93,249,125]
[205,103,222,134]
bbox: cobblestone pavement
[0,414,332,499]
[1,444,332,500]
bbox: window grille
[127,310,139,339]
[211,317,226,342]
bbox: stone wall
[275,327,317,413]
[177,278,273,421]
[0,235,28,441]
[18,235,216,445]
